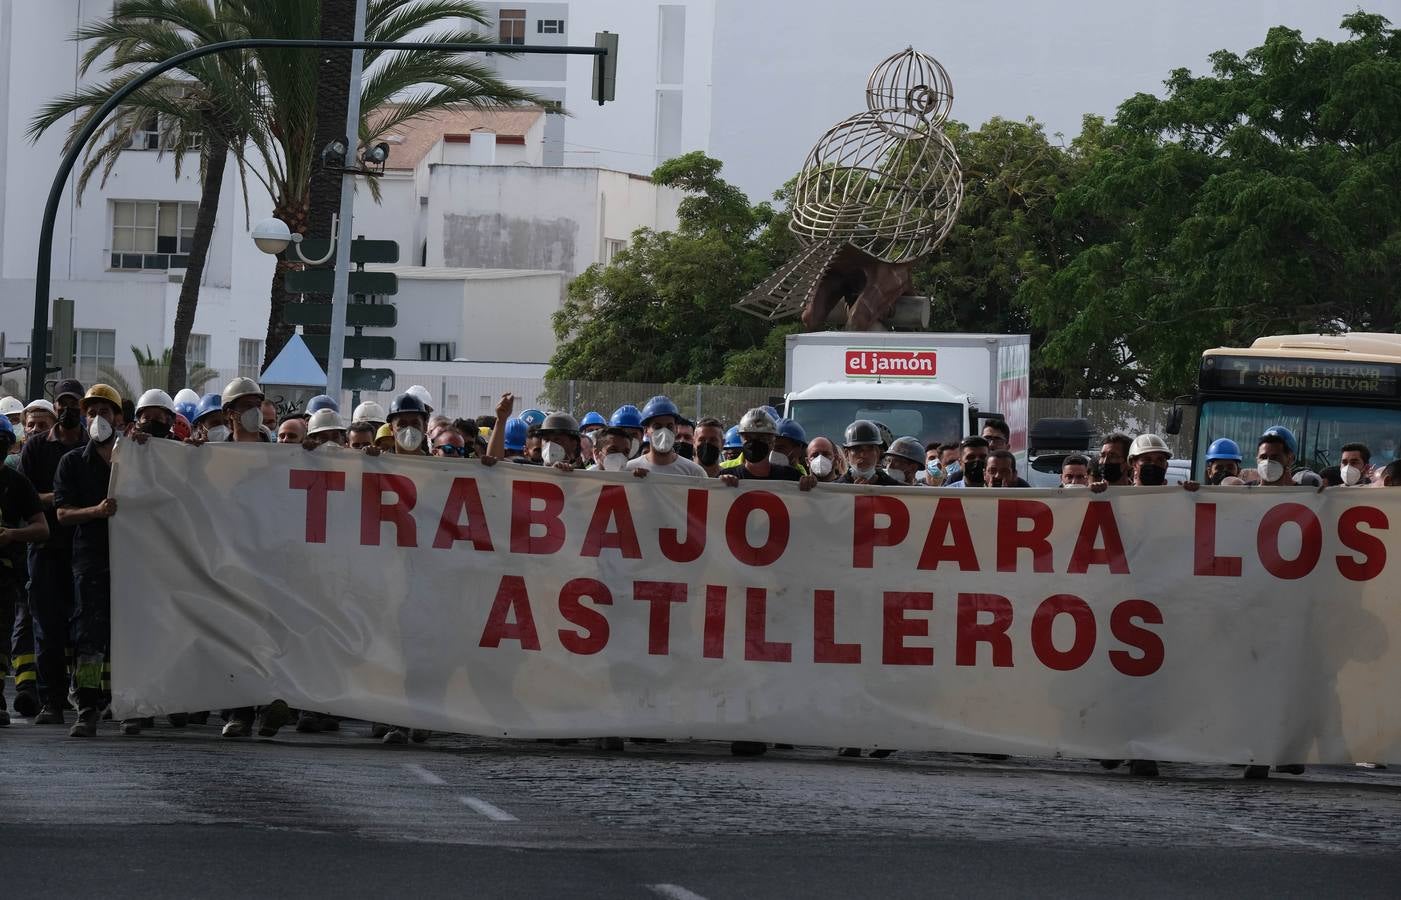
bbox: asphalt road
[2,702,1399,898]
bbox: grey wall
[442,212,579,272]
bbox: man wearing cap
[628,397,707,478]
[52,385,126,736]
[23,400,56,440]
[18,378,87,724]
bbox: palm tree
[99,344,220,402]
[32,0,543,374]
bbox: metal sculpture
[736,48,964,331]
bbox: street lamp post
[27,35,615,401]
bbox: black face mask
[695,442,720,467]
[141,420,171,439]
[742,439,770,463]
[674,441,695,460]
[1206,470,1232,486]
[1100,461,1124,483]
[963,459,987,485]
[1137,463,1167,486]
[58,407,80,430]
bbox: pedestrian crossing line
[403,762,446,785]
[457,795,518,822]
[647,885,709,900]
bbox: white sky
[708,0,1398,200]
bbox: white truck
[782,331,1031,456]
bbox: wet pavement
[1,707,1398,897]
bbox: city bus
[1180,333,1401,479]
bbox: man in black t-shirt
[718,408,817,490]
[0,418,49,727]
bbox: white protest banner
[110,440,1401,764]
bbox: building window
[499,9,526,45]
[127,114,161,150]
[604,239,627,264]
[75,329,116,384]
[188,333,210,368]
[421,342,455,362]
[538,18,564,34]
[238,339,263,379]
[110,200,198,271]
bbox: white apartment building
[0,0,715,389]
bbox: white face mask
[1062,483,1089,490]
[628,438,642,459]
[396,426,424,451]
[603,452,629,472]
[650,427,675,454]
[205,424,230,443]
[1341,464,1363,486]
[851,464,876,480]
[1257,459,1284,483]
[768,449,788,467]
[89,416,113,443]
[809,454,833,477]
[238,407,262,434]
[542,441,566,466]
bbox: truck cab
[786,380,970,448]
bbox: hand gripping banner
[110,440,1401,764]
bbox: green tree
[34,0,541,379]
[98,344,219,401]
[547,152,797,395]
[1022,12,1401,399]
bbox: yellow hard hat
[375,423,395,443]
[81,383,122,413]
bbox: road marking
[647,885,709,900]
[1223,823,1341,853]
[457,795,518,822]
[403,763,446,785]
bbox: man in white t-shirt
[626,395,708,478]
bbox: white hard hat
[307,408,346,435]
[173,388,201,408]
[737,407,779,437]
[136,388,177,415]
[0,397,23,417]
[23,399,55,417]
[1128,433,1171,459]
[352,400,387,424]
[221,376,263,407]
[406,384,434,412]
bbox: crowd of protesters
[0,376,1388,780]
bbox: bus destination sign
[1202,355,1401,398]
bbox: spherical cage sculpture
[866,47,954,124]
[789,109,964,264]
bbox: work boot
[1129,759,1160,777]
[869,749,896,759]
[382,727,408,745]
[255,700,292,737]
[730,741,767,757]
[295,711,323,733]
[69,707,99,738]
[34,705,65,725]
[167,713,188,728]
[1243,765,1270,780]
[13,688,39,719]
[1099,759,1124,769]
[120,718,144,736]
[838,747,862,758]
[370,723,390,739]
[222,712,253,738]
[595,736,624,751]
[1275,764,1306,775]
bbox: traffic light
[592,32,618,104]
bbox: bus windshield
[787,399,964,446]
[1196,399,1401,477]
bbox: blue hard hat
[580,411,607,429]
[1206,438,1243,462]
[519,408,546,429]
[610,404,643,430]
[1260,425,1298,457]
[640,395,681,425]
[503,416,529,452]
[306,394,339,414]
[174,400,198,424]
[723,425,742,449]
[776,417,807,445]
[194,392,223,425]
[762,405,780,422]
[0,416,13,439]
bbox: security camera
[321,137,349,168]
[362,142,390,165]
